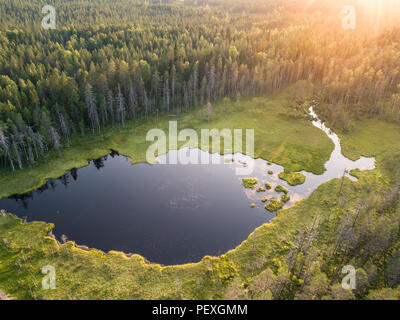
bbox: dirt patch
[0,290,15,300]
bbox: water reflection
[216,106,376,207]
[0,152,272,265]
[0,107,376,265]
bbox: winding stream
[0,107,376,265]
[233,107,376,207]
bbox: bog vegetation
[0,0,400,301]
[1,0,400,170]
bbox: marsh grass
[242,178,258,189]
[278,172,306,186]
[1,90,398,299]
[281,194,290,203]
[275,185,289,194]
[0,90,334,199]
[265,199,284,212]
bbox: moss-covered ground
[1,90,400,299]
[278,172,306,186]
[265,199,284,212]
[0,91,333,199]
[242,178,259,189]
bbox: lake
[0,107,376,265]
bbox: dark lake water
[0,150,273,265]
[0,107,376,265]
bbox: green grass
[1,90,399,299]
[265,199,284,212]
[264,182,272,190]
[0,167,393,299]
[0,91,334,199]
[338,119,400,162]
[275,185,289,194]
[278,172,306,186]
[281,194,290,203]
[242,178,259,189]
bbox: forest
[1,0,400,169]
[0,0,400,301]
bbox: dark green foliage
[1,0,400,169]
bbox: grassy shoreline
[0,91,334,199]
[1,92,399,299]
[0,168,394,300]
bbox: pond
[0,107,376,265]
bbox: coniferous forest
[1,0,400,169]
[1,0,400,302]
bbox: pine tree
[128,86,137,120]
[116,84,126,127]
[49,126,61,156]
[57,108,70,147]
[85,84,100,133]
[0,127,15,171]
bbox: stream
[0,107,376,265]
